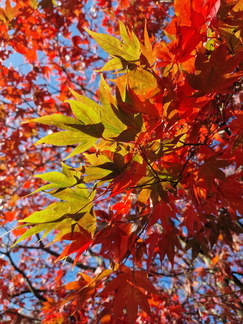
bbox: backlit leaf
[35,130,97,146]
[84,27,141,62]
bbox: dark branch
[3,250,47,302]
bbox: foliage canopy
[1,0,243,323]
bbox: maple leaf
[94,223,133,262]
[0,0,19,24]
[84,20,141,62]
[198,156,229,188]
[2,1,243,323]
[109,160,147,195]
[100,266,158,323]
[186,44,243,94]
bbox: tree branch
[0,310,41,322]
[3,250,47,302]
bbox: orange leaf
[4,211,16,221]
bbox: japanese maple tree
[1,0,243,323]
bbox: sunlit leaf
[84,27,141,62]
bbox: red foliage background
[0,0,243,323]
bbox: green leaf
[78,212,96,236]
[31,165,82,195]
[49,185,95,205]
[84,27,141,62]
[84,151,113,166]
[99,74,117,109]
[127,69,160,99]
[30,183,66,195]
[99,75,127,138]
[18,202,71,224]
[24,114,99,157]
[118,20,140,57]
[99,57,124,71]
[61,162,75,177]
[12,223,56,247]
[35,171,77,187]
[35,130,96,146]
[23,114,83,131]
[63,122,104,138]
[66,90,101,124]
[83,166,115,182]
[64,137,98,160]
[99,76,143,141]
[19,198,93,223]
[13,185,96,247]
